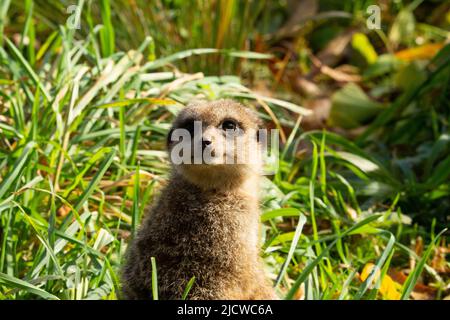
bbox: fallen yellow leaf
[360,263,402,300]
[395,43,444,61]
[126,170,154,198]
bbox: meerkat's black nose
[202,140,212,150]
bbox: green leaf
[352,33,378,64]
[358,43,450,143]
[389,9,416,46]
[422,155,450,189]
[363,54,402,80]
[394,62,427,91]
[329,83,384,129]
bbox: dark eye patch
[167,128,175,146]
[167,118,197,146]
[178,118,196,136]
[221,118,241,132]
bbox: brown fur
[121,100,276,300]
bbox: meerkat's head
[167,99,263,190]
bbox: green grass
[6,0,278,75]
[0,0,449,300]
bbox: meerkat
[121,99,277,300]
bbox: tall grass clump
[6,0,285,74]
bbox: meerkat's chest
[175,194,245,236]
[165,192,258,257]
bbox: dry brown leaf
[430,245,450,274]
[410,291,435,300]
[389,269,437,299]
[293,283,305,300]
[302,98,331,130]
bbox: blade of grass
[261,208,301,222]
[0,272,59,300]
[0,142,35,199]
[131,165,140,237]
[285,214,381,299]
[4,38,51,101]
[181,276,196,300]
[400,228,447,300]
[151,257,158,300]
[0,0,10,45]
[99,0,115,57]
[73,149,116,213]
[354,231,396,299]
[275,213,306,287]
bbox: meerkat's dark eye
[221,120,238,131]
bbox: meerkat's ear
[242,106,263,142]
[186,99,207,109]
[245,106,263,125]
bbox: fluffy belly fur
[121,177,275,300]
